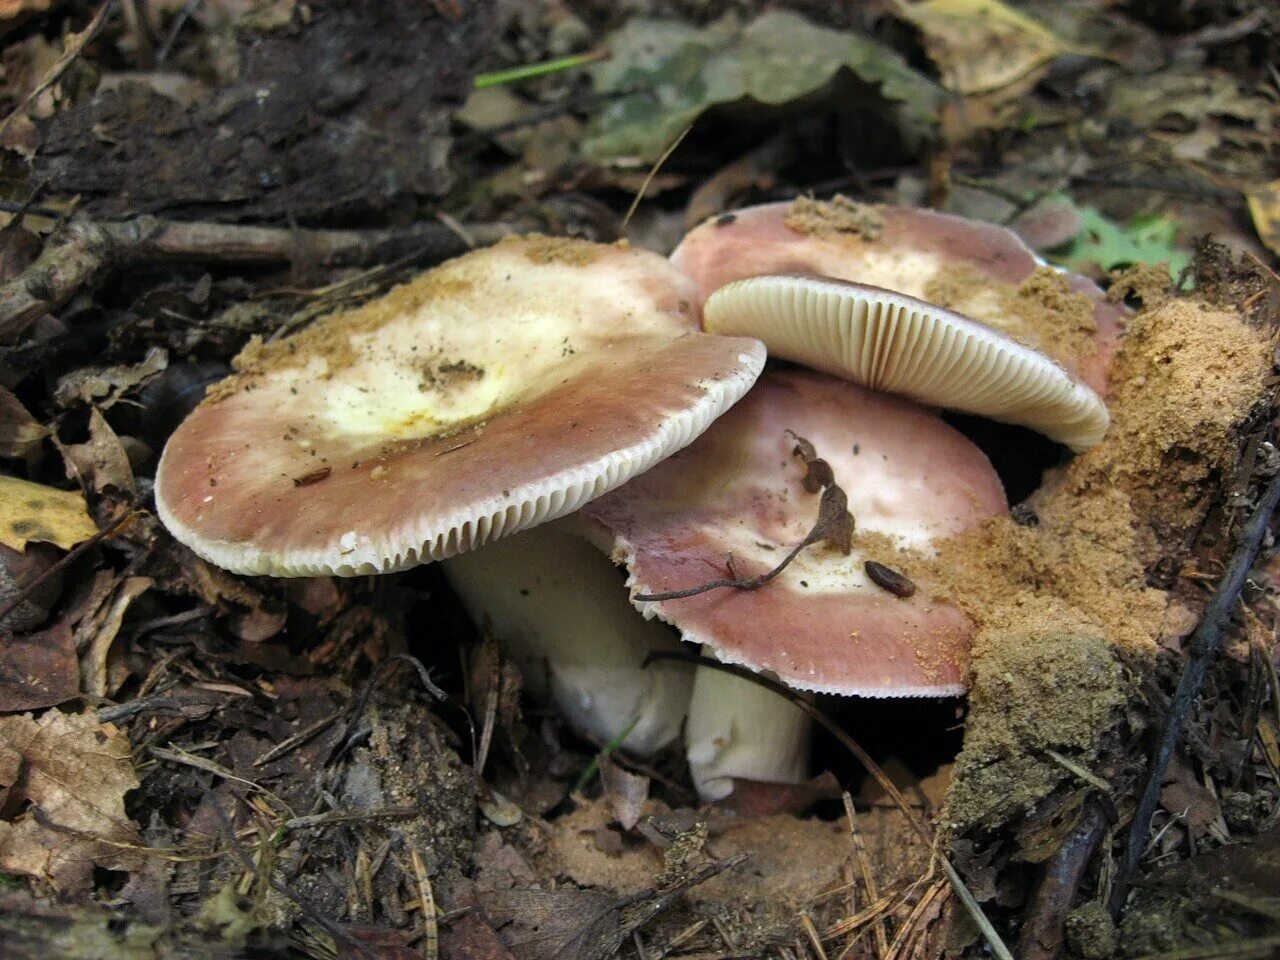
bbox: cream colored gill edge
[703,275,1110,452]
[156,345,767,578]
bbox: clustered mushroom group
[156,198,1117,801]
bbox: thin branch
[1019,799,1111,960]
[0,214,512,338]
[1110,469,1280,917]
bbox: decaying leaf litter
[0,1,1278,958]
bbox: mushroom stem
[685,656,811,801]
[441,522,694,757]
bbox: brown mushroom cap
[157,237,767,576]
[582,369,1008,697]
[671,199,1126,395]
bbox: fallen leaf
[63,409,136,495]
[1053,207,1191,281]
[584,10,943,162]
[482,886,622,960]
[0,618,78,711]
[1246,180,1280,257]
[0,710,142,893]
[54,346,169,410]
[76,575,152,698]
[0,387,48,458]
[0,475,98,551]
[897,0,1072,95]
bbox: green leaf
[583,11,945,162]
[1051,207,1191,281]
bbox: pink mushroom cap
[583,369,1009,697]
[671,200,1126,396]
[157,237,766,576]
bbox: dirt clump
[930,291,1273,833]
[785,194,884,240]
[944,624,1126,831]
[924,263,1100,371]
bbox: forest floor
[0,2,1279,959]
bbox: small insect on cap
[672,198,1126,397]
[156,237,767,576]
[705,276,1110,452]
[583,369,1009,697]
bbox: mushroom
[703,275,1109,451]
[582,369,1008,798]
[155,236,766,756]
[156,236,766,576]
[672,198,1126,396]
[442,521,694,756]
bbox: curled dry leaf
[54,346,168,410]
[897,0,1073,96]
[63,408,136,495]
[1245,179,1280,257]
[0,710,142,893]
[0,475,98,551]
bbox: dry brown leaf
[76,575,152,698]
[0,0,60,24]
[0,475,98,551]
[599,756,649,831]
[897,0,1071,96]
[63,409,136,495]
[54,347,168,410]
[0,710,142,893]
[0,387,48,458]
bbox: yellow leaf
[897,0,1071,96]
[0,475,98,551]
[1245,180,1280,257]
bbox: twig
[0,214,511,338]
[337,653,448,756]
[621,124,693,231]
[843,793,890,958]
[1018,799,1111,960]
[410,849,440,960]
[1109,470,1280,918]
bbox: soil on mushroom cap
[784,194,885,240]
[924,263,1101,374]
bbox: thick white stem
[441,522,693,757]
[685,657,811,801]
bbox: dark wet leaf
[584,10,943,162]
[0,618,77,711]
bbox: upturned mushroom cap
[157,237,767,576]
[671,199,1126,395]
[705,275,1109,451]
[583,369,1008,696]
